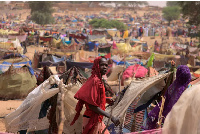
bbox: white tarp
[104,73,170,125]
[5,75,84,133]
[163,84,200,134]
[5,75,61,132]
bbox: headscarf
[144,65,191,130]
[70,57,106,134]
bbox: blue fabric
[131,39,140,41]
[61,38,71,45]
[107,124,117,134]
[87,42,96,51]
[72,19,77,22]
[65,40,71,44]
[142,43,148,52]
[39,99,50,119]
[129,17,134,22]
[123,128,131,133]
[137,61,144,66]
[0,61,34,75]
[38,84,58,119]
[142,109,148,129]
[52,55,66,63]
[0,64,22,73]
[2,60,32,66]
[69,36,72,41]
[95,43,99,47]
[62,38,65,45]
[74,38,79,44]
[112,59,118,64]
[117,61,131,67]
[112,60,131,68]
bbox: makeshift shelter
[0,65,37,99]
[107,29,120,37]
[104,73,170,133]
[0,38,24,54]
[5,66,88,133]
[92,29,107,35]
[8,34,27,42]
[32,52,70,69]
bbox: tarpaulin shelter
[39,54,67,67]
[107,29,120,37]
[104,73,170,132]
[0,65,37,99]
[66,60,93,70]
[69,33,87,40]
[5,66,88,133]
[92,29,107,35]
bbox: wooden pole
[57,79,65,134]
[157,96,165,128]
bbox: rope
[157,96,166,128]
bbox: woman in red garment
[71,56,120,134]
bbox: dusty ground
[25,45,46,60]
[0,100,22,132]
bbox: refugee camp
[1,1,200,134]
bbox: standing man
[139,26,143,39]
[71,57,120,134]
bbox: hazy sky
[148,1,167,7]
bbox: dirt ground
[25,45,46,60]
[0,100,22,132]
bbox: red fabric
[105,53,111,59]
[69,34,87,40]
[190,77,200,85]
[71,57,106,134]
[193,72,200,78]
[123,64,148,80]
[140,28,143,33]
[113,41,118,49]
[39,37,52,42]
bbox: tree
[89,18,127,31]
[178,1,200,26]
[121,1,148,7]
[178,2,200,43]
[166,1,179,7]
[162,6,180,26]
[29,1,54,25]
[100,1,148,9]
